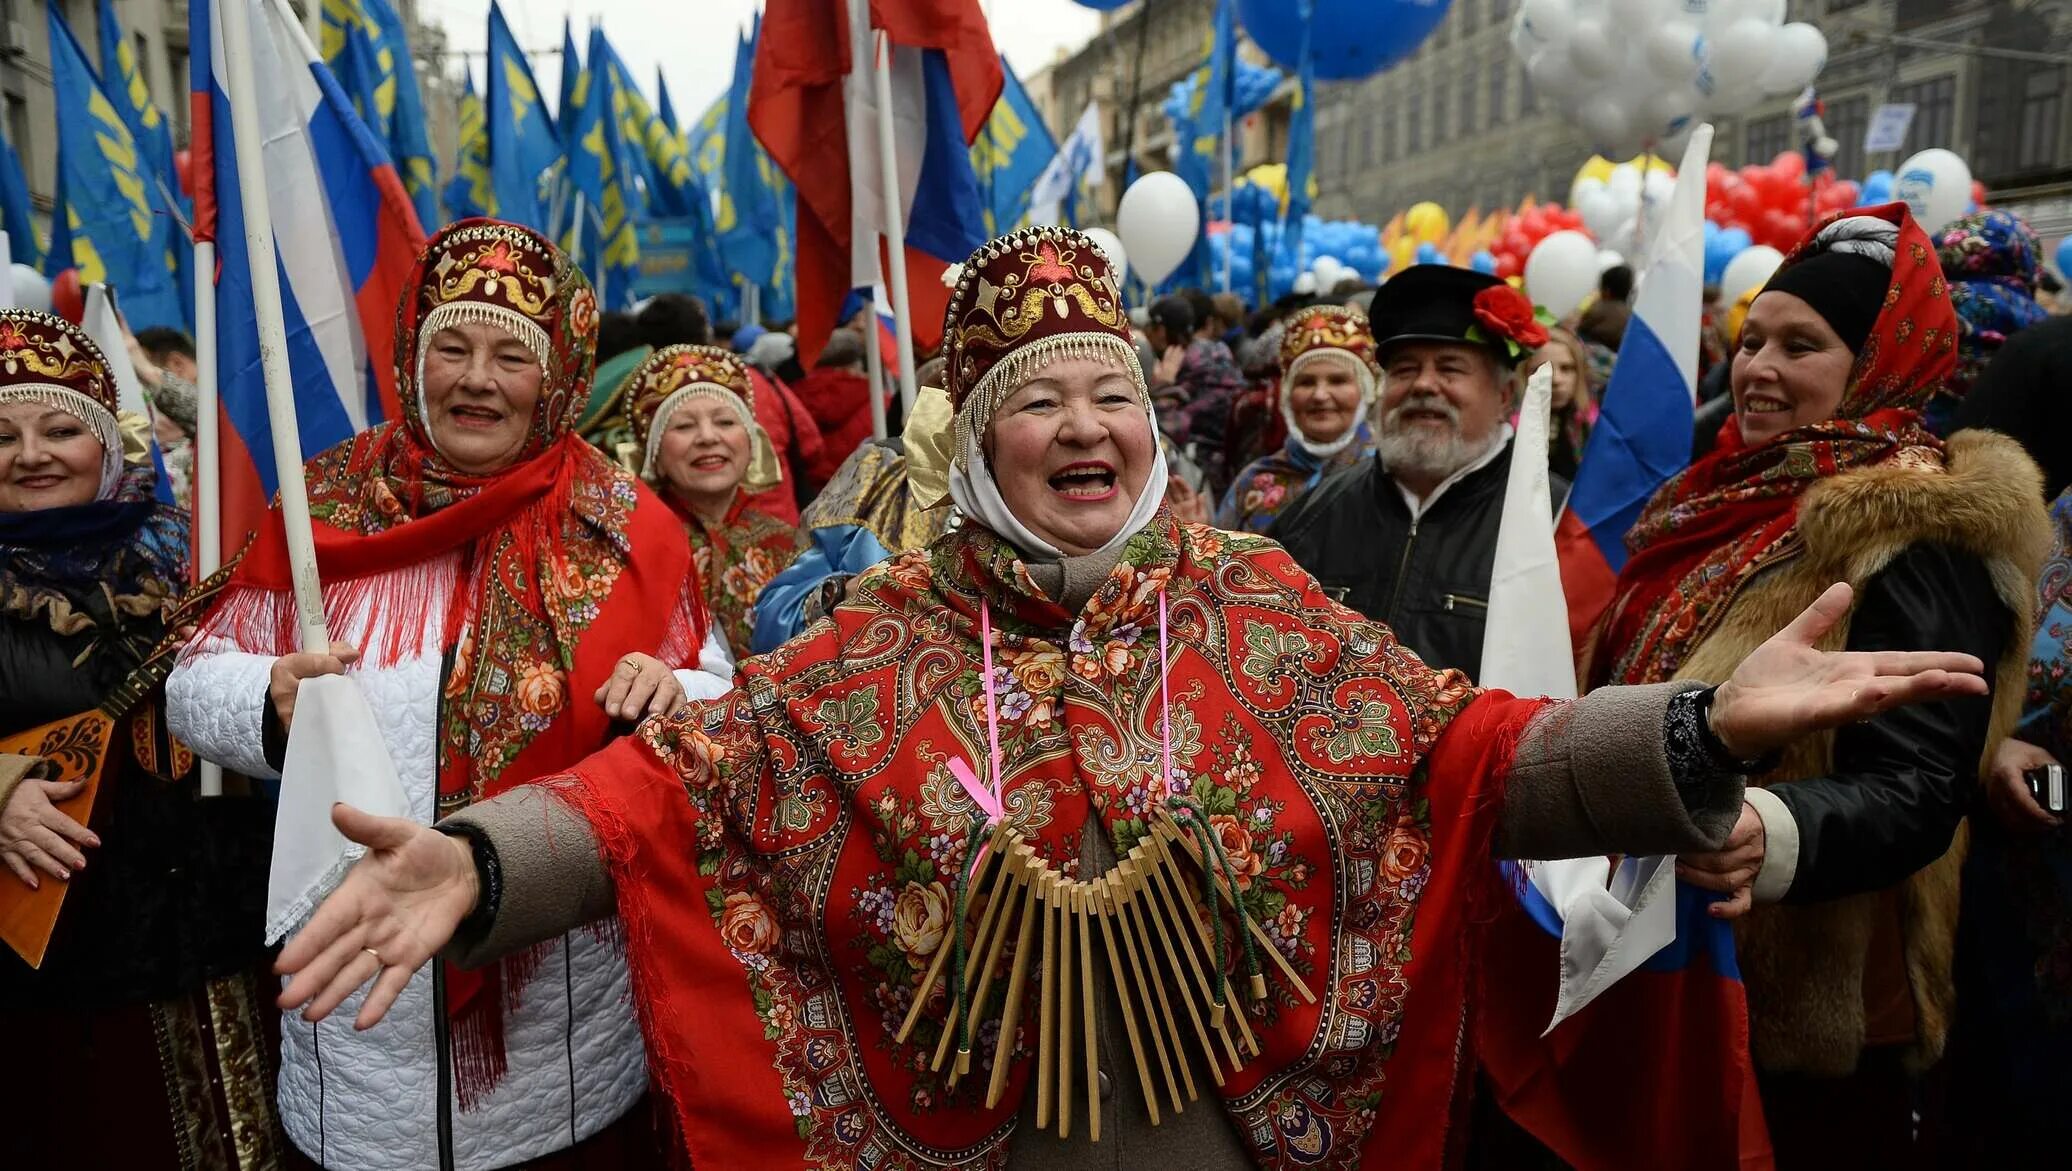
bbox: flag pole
[872,30,919,417]
[1222,107,1234,293]
[220,0,328,654]
[194,234,223,797]
[864,276,889,441]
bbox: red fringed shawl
[554,514,1548,1169]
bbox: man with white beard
[1271,265,1564,672]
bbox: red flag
[749,0,999,366]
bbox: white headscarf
[947,361,1170,564]
[1279,349,1377,460]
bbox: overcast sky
[415,0,1103,120]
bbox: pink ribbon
[951,601,1008,874]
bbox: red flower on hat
[1471,285,1548,350]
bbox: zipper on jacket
[1385,518,1420,624]
[1443,594,1489,613]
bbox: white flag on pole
[1027,102,1104,224]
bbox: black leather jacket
[1268,439,1568,674]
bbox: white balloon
[1642,168,1678,206]
[1568,21,1619,78]
[1082,227,1129,287]
[1292,271,1319,295]
[1708,19,1775,82]
[1719,244,1785,302]
[1704,0,1780,33]
[1576,93,1633,153]
[1758,23,1827,94]
[1115,172,1201,287]
[1597,249,1628,273]
[1569,173,1606,209]
[1893,148,1973,234]
[10,264,50,313]
[1311,253,1343,278]
[1528,48,1588,101]
[1520,0,1577,46]
[1525,230,1601,320]
[1646,22,1701,80]
[1606,163,1643,198]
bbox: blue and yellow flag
[1282,0,1317,267]
[1173,0,1233,287]
[443,74,491,220]
[96,0,177,201]
[564,25,640,304]
[971,57,1059,236]
[557,19,582,152]
[45,2,183,329]
[719,23,780,291]
[321,0,437,231]
[657,71,680,137]
[1,131,41,268]
[485,1,560,234]
[688,94,727,186]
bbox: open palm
[1711,582,1988,759]
[275,804,478,1031]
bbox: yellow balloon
[1405,201,1450,245]
[1388,237,1419,272]
[1572,154,1676,200]
[1245,163,1288,203]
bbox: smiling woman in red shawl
[271,227,1990,1171]
[168,220,728,1171]
[631,344,799,658]
[1584,204,2051,1167]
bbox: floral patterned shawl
[1214,423,1375,534]
[678,492,798,655]
[550,513,1550,1170]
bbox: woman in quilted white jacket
[169,221,730,1171]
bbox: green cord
[1171,797,1265,1000]
[1168,800,1229,1009]
[948,817,990,1063]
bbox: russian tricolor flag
[1477,127,1769,1169]
[751,0,999,364]
[1554,127,1710,653]
[190,0,423,551]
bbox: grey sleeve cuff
[439,785,616,969]
[1497,681,1744,860]
[1742,786,1799,902]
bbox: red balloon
[1771,151,1807,181]
[50,269,84,324]
[1971,179,1988,209]
[174,149,193,199]
[1495,253,1523,280]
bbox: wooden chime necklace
[894,592,1316,1140]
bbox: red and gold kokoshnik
[401,218,599,461]
[629,344,758,444]
[0,308,125,488]
[1277,304,1379,394]
[940,226,1144,457]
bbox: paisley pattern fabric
[683,494,798,655]
[1934,209,2048,410]
[1215,425,1375,534]
[1589,204,1954,688]
[2007,489,2072,1006]
[554,512,1549,1171]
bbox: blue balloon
[1072,0,1133,8]
[1859,169,1894,206]
[1415,242,1444,265]
[2056,237,2072,280]
[1469,250,1498,275]
[1239,0,1451,81]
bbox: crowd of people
[3,202,2070,1171]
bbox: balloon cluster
[1162,57,1285,132]
[1509,0,1828,156]
[1490,203,1588,282]
[1702,152,1857,254]
[1570,157,1676,258]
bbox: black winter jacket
[1268,439,1568,674]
